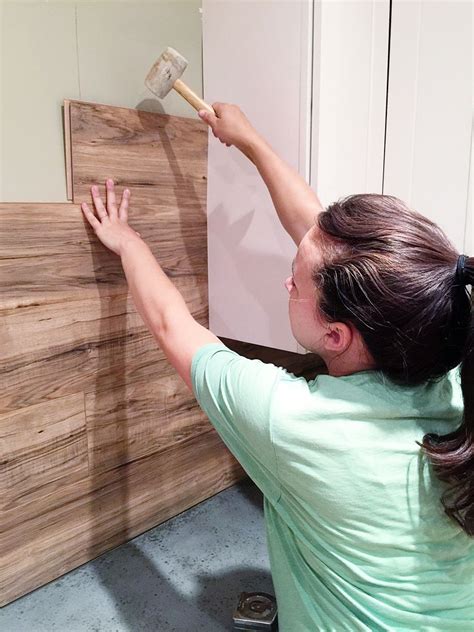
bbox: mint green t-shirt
[191,343,474,632]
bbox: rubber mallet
[145,47,215,115]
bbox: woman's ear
[323,322,353,354]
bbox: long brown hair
[313,194,474,535]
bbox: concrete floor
[1,480,274,632]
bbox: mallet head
[145,47,188,99]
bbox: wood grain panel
[69,100,208,208]
[0,101,243,609]
[0,286,207,414]
[85,374,211,474]
[0,292,155,413]
[0,319,163,415]
[0,393,89,510]
[0,430,243,606]
[0,280,205,374]
[0,203,206,309]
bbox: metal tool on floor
[232,592,278,631]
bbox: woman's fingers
[81,202,101,231]
[86,180,133,227]
[119,188,130,222]
[91,180,127,221]
[106,179,118,218]
[91,185,107,219]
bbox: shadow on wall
[80,99,252,630]
[87,236,134,556]
[208,200,294,345]
[137,99,209,313]
[136,98,167,115]
[84,97,210,578]
[138,96,296,346]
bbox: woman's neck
[324,343,376,377]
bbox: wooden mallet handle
[173,79,215,115]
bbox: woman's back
[192,344,474,631]
[269,367,473,631]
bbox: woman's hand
[198,103,260,154]
[81,180,143,256]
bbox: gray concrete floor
[1,480,274,632]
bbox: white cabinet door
[203,0,389,351]
[383,0,472,253]
[202,0,313,352]
[311,0,390,205]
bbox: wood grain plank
[0,393,89,510]
[0,294,158,414]
[69,100,208,209]
[0,430,244,606]
[0,101,237,609]
[85,373,212,474]
[0,203,206,268]
[0,246,206,416]
[0,203,207,310]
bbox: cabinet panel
[311,0,390,204]
[465,128,473,254]
[203,1,389,351]
[203,0,312,352]
[384,1,472,252]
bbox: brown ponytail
[421,258,474,534]
[313,194,473,534]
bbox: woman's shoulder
[272,365,463,424]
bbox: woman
[81,104,474,631]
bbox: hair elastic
[455,254,468,286]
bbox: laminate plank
[0,297,151,414]
[0,254,127,308]
[68,100,208,209]
[0,203,207,310]
[0,101,237,609]
[0,203,206,268]
[0,393,88,511]
[0,278,207,414]
[0,430,244,606]
[85,373,211,474]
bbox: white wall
[0,0,203,202]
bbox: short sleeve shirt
[191,343,474,632]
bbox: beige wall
[0,0,203,202]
